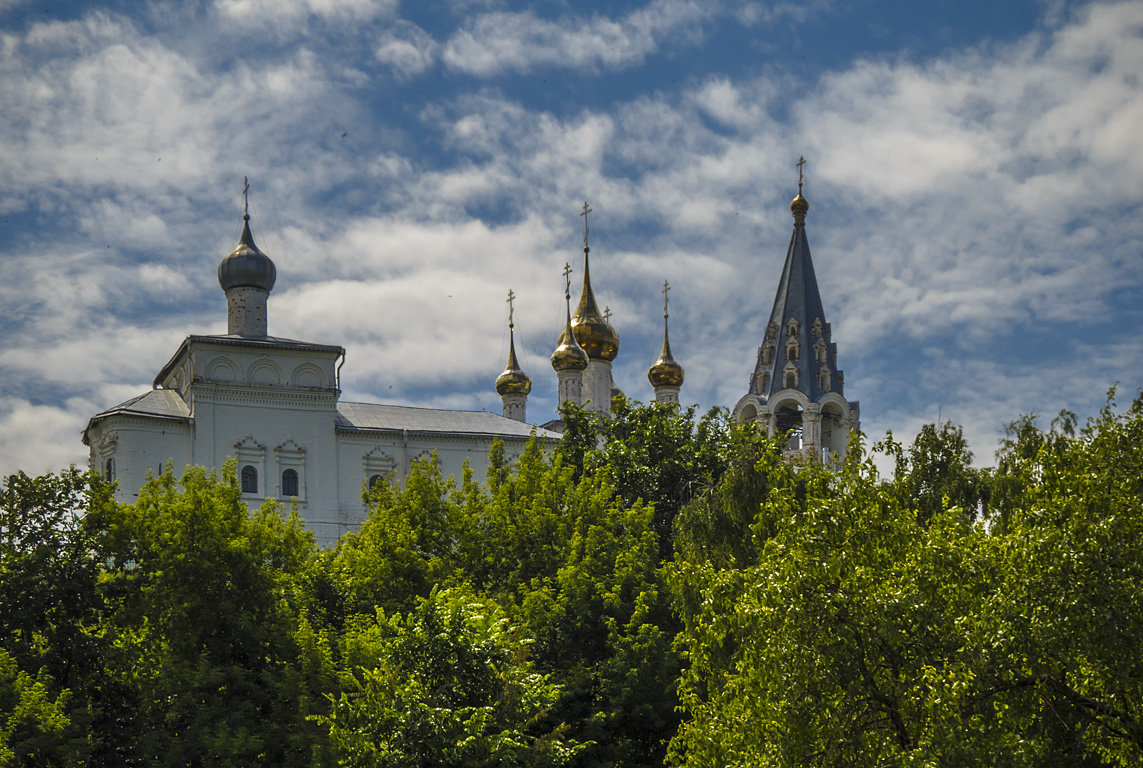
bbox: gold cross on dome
[506,289,516,329]
[796,156,806,189]
[604,306,613,323]
[580,201,592,249]
[662,280,671,318]
[242,176,250,218]
[562,262,573,298]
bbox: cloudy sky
[1,0,1141,478]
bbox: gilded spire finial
[497,287,531,398]
[791,156,809,225]
[604,306,613,324]
[242,176,250,221]
[580,201,592,253]
[552,263,589,373]
[649,279,683,391]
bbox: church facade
[84,169,856,543]
[83,195,557,545]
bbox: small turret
[496,290,531,422]
[218,177,276,337]
[551,263,587,409]
[568,201,618,415]
[648,280,684,404]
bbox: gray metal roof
[82,389,191,444]
[337,401,559,439]
[90,389,191,421]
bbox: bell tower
[733,158,860,461]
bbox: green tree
[880,421,988,524]
[0,650,78,768]
[90,463,332,767]
[323,587,578,768]
[671,396,1143,767]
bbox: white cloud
[1,0,1141,479]
[441,0,716,76]
[375,20,438,78]
[214,0,394,26]
[0,397,94,477]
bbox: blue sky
[1,0,1141,477]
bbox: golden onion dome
[495,330,531,396]
[790,191,809,218]
[648,354,684,389]
[648,319,684,388]
[571,250,619,361]
[551,326,589,372]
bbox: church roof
[153,334,345,388]
[749,189,846,403]
[82,389,191,444]
[336,401,560,439]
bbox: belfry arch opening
[820,401,848,462]
[775,403,804,451]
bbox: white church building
[83,193,559,544]
[84,167,858,543]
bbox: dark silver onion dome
[218,216,276,293]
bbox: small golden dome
[648,330,684,388]
[551,326,589,372]
[648,356,684,388]
[496,330,531,396]
[571,250,619,361]
[790,192,809,217]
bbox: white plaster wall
[89,418,193,503]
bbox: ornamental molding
[192,383,338,409]
[275,437,306,459]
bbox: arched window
[818,366,832,392]
[241,465,258,494]
[784,363,798,390]
[814,338,828,363]
[786,338,799,361]
[104,457,115,482]
[368,474,384,491]
[281,468,298,497]
[786,318,800,336]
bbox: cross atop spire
[562,262,573,299]
[242,176,250,221]
[506,288,516,329]
[791,156,810,225]
[603,306,613,323]
[662,280,671,319]
[580,201,592,252]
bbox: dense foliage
[2,391,1142,767]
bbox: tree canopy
[2,390,1143,767]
